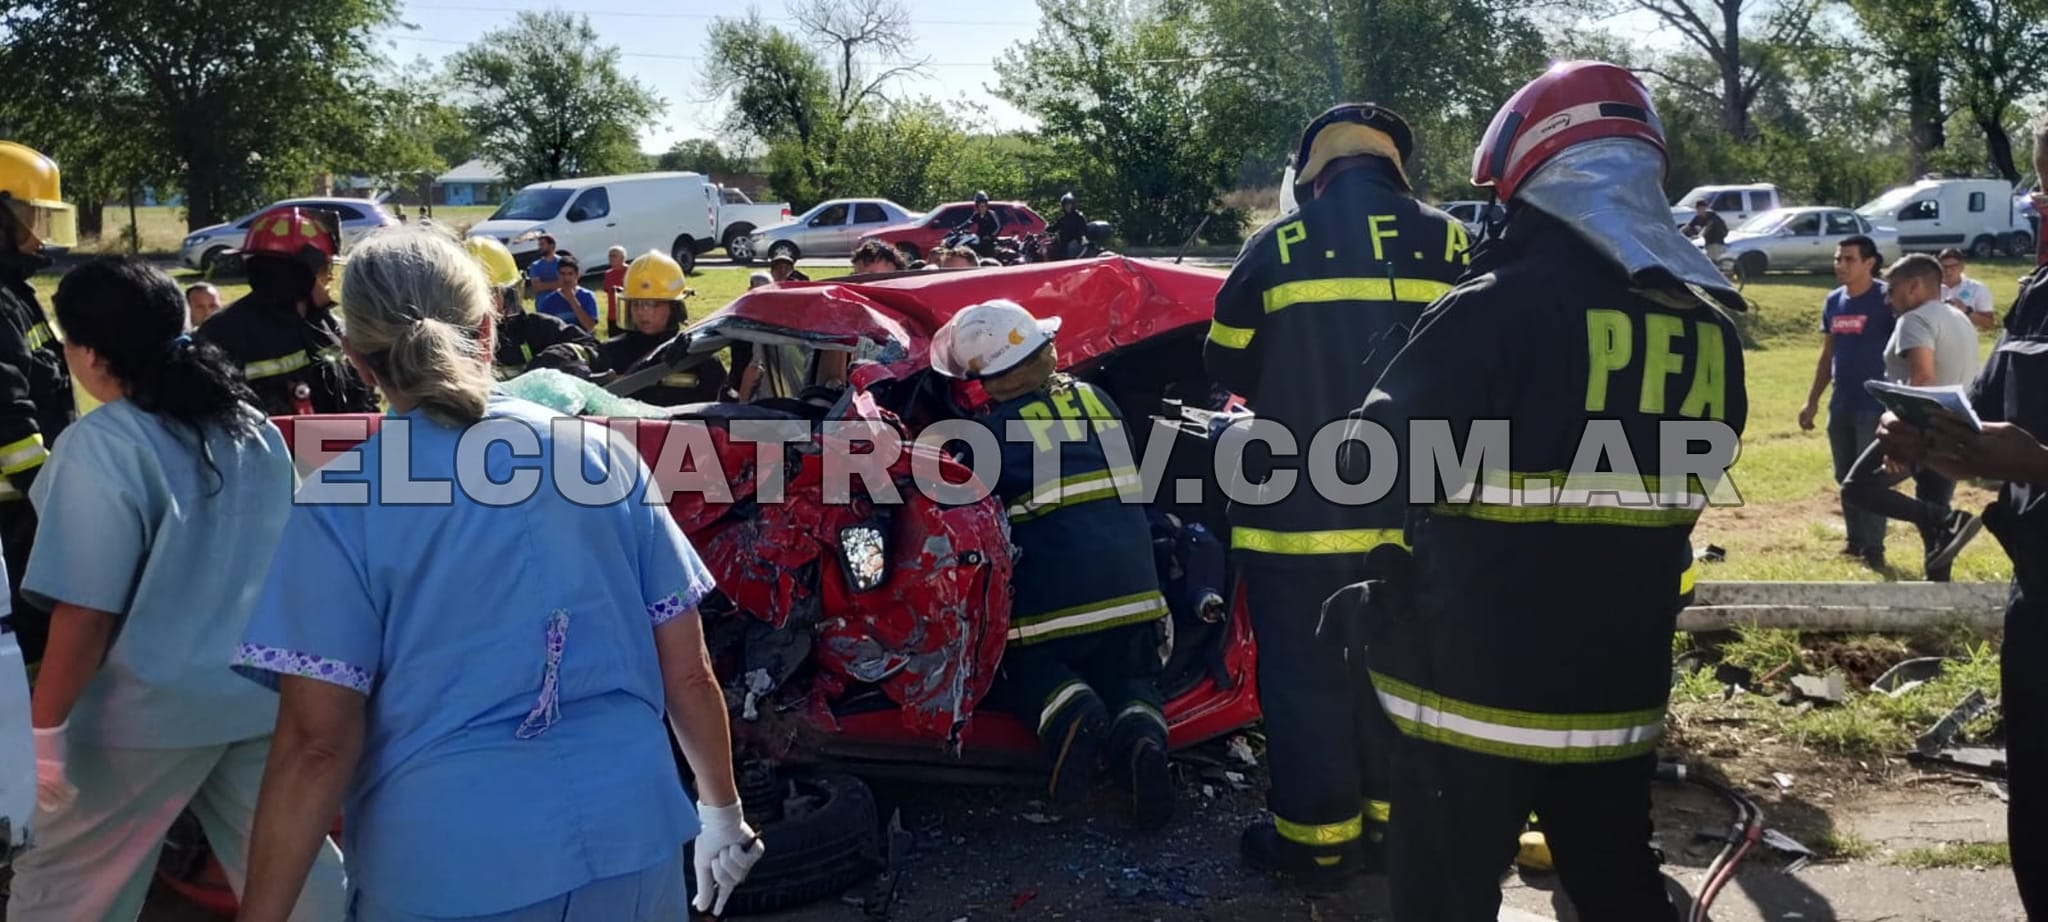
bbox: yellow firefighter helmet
[0,141,77,250]
[463,235,521,289]
[623,250,689,302]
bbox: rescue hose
[1656,760,1763,922]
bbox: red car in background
[159,257,1260,918]
[857,200,1047,262]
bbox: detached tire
[694,773,882,917]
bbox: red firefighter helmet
[238,206,340,269]
[1472,60,1665,204]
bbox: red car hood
[699,256,1227,371]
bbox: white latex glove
[691,799,763,916]
[33,723,76,815]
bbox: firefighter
[0,141,78,666]
[466,236,603,381]
[1202,103,1470,886]
[933,298,1175,829]
[195,206,379,417]
[602,251,726,405]
[1346,61,1748,921]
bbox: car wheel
[725,226,756,264]
[768,241,800,262]
[2004,231,2034,259]
[671,237,697,275]
[1969,235,1998,259]
[1736,251,1767,282]
[690,773,883,916]
[200,247,228,272]
[894,241,921,265]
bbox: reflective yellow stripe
[0,433,47,476]
[1009,591,1168,644]
[24,322,53,351]
[1371,670,1665,764]
[1261,277,1454,314]
[0,475,23,502]
[1231,527,1405,555]
[1207,320,1255,349]
[521,343,534,362]
[1679,558,1699,596]
[1434,469,1709,528]
[1007,468,1141,522]
[1276,814,1362,846]
[1364,799,1392,824]
[245,351,312,382]
[1038,680,1092,735]
[660,373,698,388]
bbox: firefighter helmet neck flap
[1473,60,1744,312]
[1294,103,1415,194]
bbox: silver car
[744,198,915,262]
[179,197,398,271]
[1704,206,1901,277]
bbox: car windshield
[1858,187,1919,219]
[1672,188,1716,210]
[490,187,573,222]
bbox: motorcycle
[1019,220,1117,263]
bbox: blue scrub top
[24,400,294,749]
[234,393,712,918]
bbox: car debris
[1870,656,1947,697]
[1225,735,1257,767]
[1783,671,1847,706]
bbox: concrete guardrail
[1680,581,2009,633]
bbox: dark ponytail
[52,256,263,489]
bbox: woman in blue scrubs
[232,226,763,921]
[8,256,346,920]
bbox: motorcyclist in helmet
[1050,192,1089,260]
[953,192,1002,259]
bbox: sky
[382,0,1678,156]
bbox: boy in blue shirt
[535,252,598,332]
[1799,234,1896,566]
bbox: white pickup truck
[715,186,790,262]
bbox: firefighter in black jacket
[933,298,1175,829]
[0,141,78,665]
[602,251,726,405]
[466,236,603,380]
[1347,61,1748,921]
[1203,103,1470,885]
[195,206,379,416]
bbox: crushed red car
[159,256,1265,917]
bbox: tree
[449,11,664,187]
[1625,0,1820,139]
[1846,0,1952,174]
[0,0,399,230]
[658,139,745,176]
[996,0,1239,244]
[702,0,928,207]
[1942,0,2048,182]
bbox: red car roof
[702,256,1226,372]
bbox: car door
[1819,211,1862,269]
[561,186,613,270]
[1712,190,1748,225]
[849,202,894,254]
[1777,211,1826,269]
[798,202,852,255]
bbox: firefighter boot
[1121,737,1174,830]
[1045,697,1110,805]
[1240,820,1367,891]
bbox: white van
[467,172,722,275]
[1671,184,1781,227]
[1857,178,2034,259]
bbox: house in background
[437,159,507,206]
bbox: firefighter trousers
[2004,582,2048,916]
[0,500,42,664]
[1243,562,1394,847]
[1387,741,1677,922]
[991,621,1168,773]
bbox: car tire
[672,237,698,275]
[199,247,229,272]
[2003,231,2034,259]
[768,241,800,263]
[1969,235,1998,259]
[724,226,756,264]
[1736,251,1767,282]
[691,772,883,917]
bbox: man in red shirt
[602,245,628,333]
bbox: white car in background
[740,198,916,263]
[1704,206,1899,279]
[180,197,397,271]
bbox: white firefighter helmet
[931,298,1061,379]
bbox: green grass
[1815,830,1878,861]
[1689,258,2034,584]
[1894,841,2012,869]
